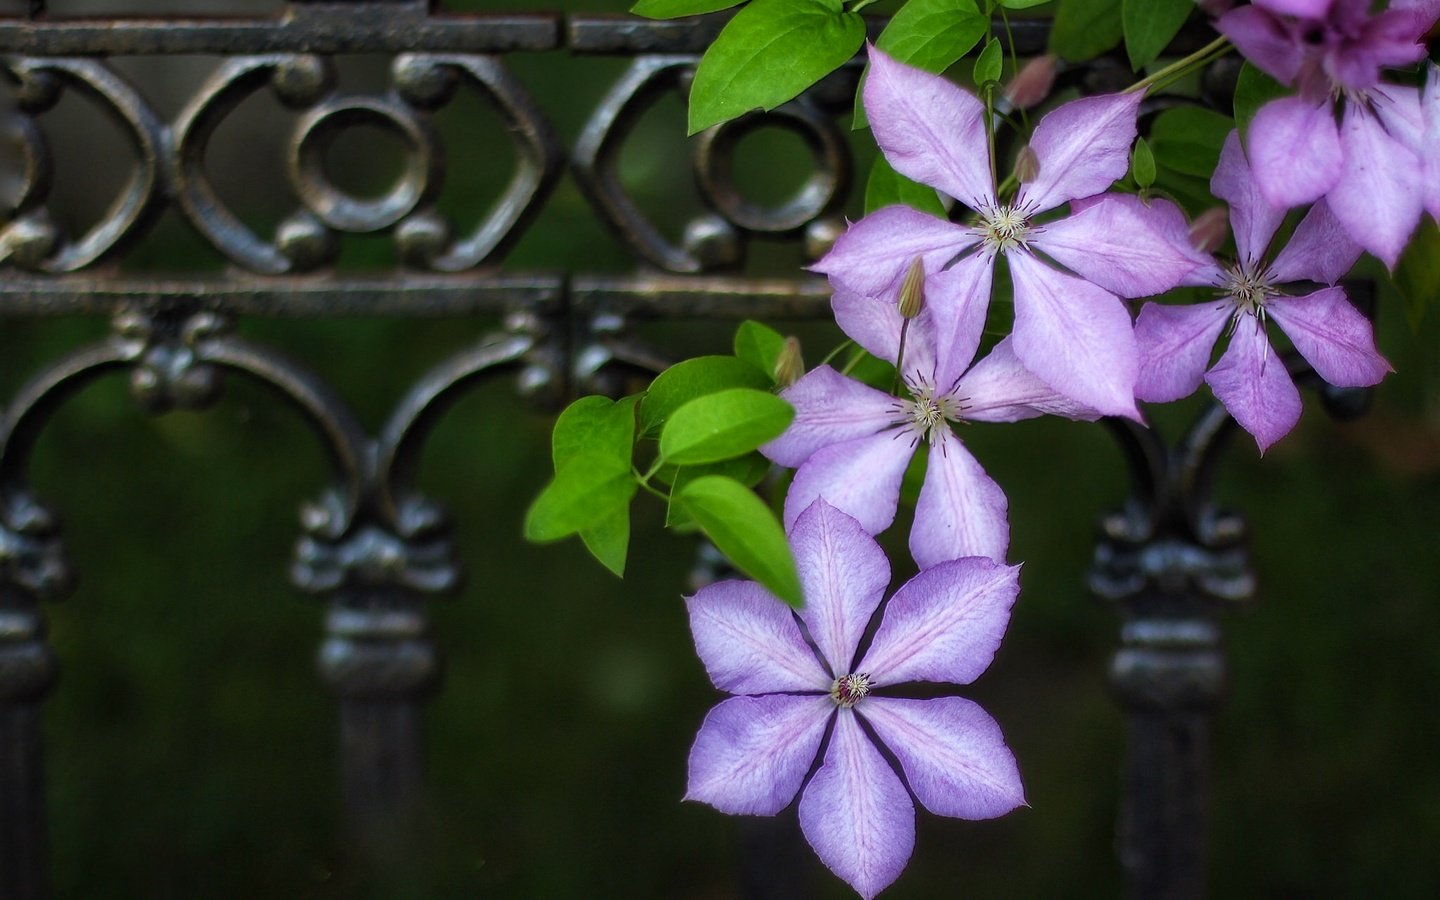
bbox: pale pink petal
[798,711,915,900]
[763,365,898,468]
[1018,92,1142,214]
[1134,301,1232,403]
[685,695,832,815]
[686,580,830,694]
[1030,195,1204,298]
[1008,250,1141,420]
[812,205,977,298]
[1267,287,1392,388]
[928,252,994,391]
[1247,96,1343,209]
[910,429,1009,567]
[1329,103,1424,269]
[858,557,1020,686]
[862,697,1025,819]
[1266,199,1361,284]
[953,336,1103,422]
[1215,7,1305,86]
[1211,131,1285,268]
[865,46,995,212]
[1205,318,1302,453]
[783,430,914,535]
[790,498,892,677]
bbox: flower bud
[1188,206,1230,254]
[773,336,804,388]
[897,256,926,320]
[1013,145,1041,185]
[1002,55,1057,111]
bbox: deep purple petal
[1212,131,1286,268]
[909,429,1009,567]
[798,710,915,900]
[762,365,897,468]
[1018,92,1142,214]
[790,498,892,677]
[1247,96,1343,209]
[1205,318,1302,453]
[686,580,830,694]
[1266,199,1361,284]
[928,251,994,390]
[812,206,977,298]
[953,336,1104,422]
[1030,195,1205,298]
[1008,250,1141,420]
[1390,0,1440,41]
[1329,103,1424,269]
[1267,287,1392,388]
[865,46,995,211]
[1134,301,1232,403]
[858,556,1020,686]
[685,695,832,815]
[862,697,1026,820]
[1215,6,1304,86]
[783,430,914,535]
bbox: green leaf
[658,388,795,466]
[1001,0,1053,7]
[1051,0,1123,62]
[580,505,630,577]
[1393,218,1440,330]
[1122,0,1193,71]
[677,475,802,607]
[688,0,865,134]
[973,37,1004,86]
[631,0,745,19]
[1234,61,1288,137]
[733,320,787,380]
[1131,137,1156,189]
[665,453,772,527]
[552,395,637,470]
[640,355,772,437]
[1150,106,1233,178]
[524,453,637,543]
[865,155,947,215]
[854,0,989,129]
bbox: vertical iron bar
[0,593,57,900]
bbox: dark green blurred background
[4,0,1440,896]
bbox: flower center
[981,204,1032,254]
[1223,264,1276,319]
[830,673,871,709]
[893,382,964,444]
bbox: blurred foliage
[2,0,1439,898]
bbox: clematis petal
[954,336,1103,422]
[1329,103,1424,269]
[1253,0,1332,16]
[783,430,914,535]
[1267,286,1392,388]
[798,710,915,900]
[1205,318,1302,453]
[763,365,897,468]
[910,428,1009,567]
[864,46,995,212]
[1211,131,1285,268]
[1017,92,1141,214]
[1134,301,1232,403]
[685,694,833,815]
[858,556,1020,686]
[812,205,977,299]
[928,252,994,391]
[790,498,892,677]
[1427,64,1440,220]
[1391,0,1440,40]
[832,288,938,376]
[1030,194,1204,298]
[1070,194,1225,287]
[1009,250,1141,420]
[1247,96,1343,209]
[687,579,830,694]
[862,697,1026,820]
[1368,82,1439,220]
[1215,7,1304,85]
[1267,199,1361,285]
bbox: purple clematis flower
[813,47,1201,419]
[685,499,1025,900]
[1370,61,1440,228]
[1216,0,1439,266]
[1133,131,1392,452]
[762,288,1098,568]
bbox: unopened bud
[1188,206,1230,255]
[1014,145,1041,185]
[1002,55,1058,111]
[897,256,926,320]
[773,336,804,388]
